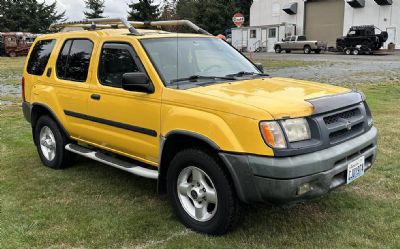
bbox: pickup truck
[274,35,327,54]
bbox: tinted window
[56,40,72,78]
[56,39,93,82]
[298,36,307,41]
[98,44,140,88]
[27,40,56,75]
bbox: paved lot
[254,51,400,85]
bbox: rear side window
[56,39,94,82]
[27,39,56,75]
[98,43,140,88]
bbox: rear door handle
[91,94,101,100]
[46,67,52,77]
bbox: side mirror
[255,63,264,73]
[122,72,154,93]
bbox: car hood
[188,77,350,119]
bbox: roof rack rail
[49,18,212,36]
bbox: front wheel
[167,148,240,235]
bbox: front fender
[161,104,274,156]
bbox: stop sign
[232,13,245,27]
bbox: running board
[65,144,159,179]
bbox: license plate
[347,156,365,184]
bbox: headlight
[281,118,311,143]
[259,121,287,149]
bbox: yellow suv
[22,18,378,235]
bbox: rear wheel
[8,51,16,57]
[275,46,282,53]
[34,115,73,169]
[315,49,321,54]
[352,49,359,55]
[304,46,311,54]
[167,148,240,235]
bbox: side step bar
[65,144,159,179]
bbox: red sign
[232,13,245,27]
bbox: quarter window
[56,39,93,82]
[98,44,140,88]
[27,39,56,76]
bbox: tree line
[0,0,252,34]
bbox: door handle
[91,94,101,100]
[46,67,52,77]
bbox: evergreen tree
[160,0,176,21]
[0,0,65,33]
[127,0,159,21]
[83,0,105,19]
[175,0,253,35]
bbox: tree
[83,0,105,19]
[0,0,65,33]
[175,0,253,35]
[127,0,159,21]
[160,0,177,21]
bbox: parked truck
[274,35,328,54]
[0,32,38,57]
[336,25,388,55]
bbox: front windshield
[140,37,260,86]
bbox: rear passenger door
[86,42,161,165]
[52,38,95,140]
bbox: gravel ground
[254,51,400,85]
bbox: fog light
[297,183,312,196]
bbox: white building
[232,0,399,52]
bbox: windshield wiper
[170,75,236,83]
[226,71,270,77]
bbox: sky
[45,0,163,22]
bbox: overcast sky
[45,0,162,21]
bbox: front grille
[318,103,368,145]
[324,108,358,125]
[329,123,363,141]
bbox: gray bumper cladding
[219,127,378,204]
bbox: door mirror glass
[122,72,154,93]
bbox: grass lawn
[0,57,25,85]
[1,57,400,248]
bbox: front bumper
[219,127,378,204]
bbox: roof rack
[49,17,212,36]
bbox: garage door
[305,0,345,47]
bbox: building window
[250,30,257,38]
[268,29,277,38]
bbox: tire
[9,51,16,57]
[34,115,73,169]
[345,48,352,55]
[275,46,282,53]
[167,148,240,235]
[315,49,321,54]
[352,49,359,55]
[285,50,291,53]
[304,46,311,54]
